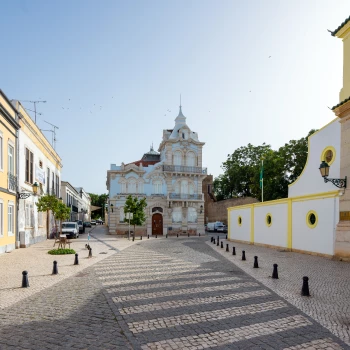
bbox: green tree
[214,130,317,202]
[55,202,71,237]
[124,195,147,236]
[88,193,108,219]
[36,195,59,238]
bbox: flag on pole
[259,160,264,189]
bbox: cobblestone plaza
[0,226,349,349]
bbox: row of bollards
[211,235,310,297]
[22,252,83,288]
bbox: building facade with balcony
[12,100,62,247]
[106,105,206,236]
[0,90,20,254]
[74,187,91,222]
[61,181,80,221]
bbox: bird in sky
[269,56,271,58]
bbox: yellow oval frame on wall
[306,210,318,229]
[265,213,272,227]
[320,146,336,166]
[237,216,242,226]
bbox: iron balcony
[162,165,207,174]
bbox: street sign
[126,213,133,219]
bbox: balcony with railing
[8,173,17,193]
[168,193,203,200]
[163,165,207,174]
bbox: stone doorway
[152,213,163,236]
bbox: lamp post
[319,161,347,188]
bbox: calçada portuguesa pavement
[0,225,349,349]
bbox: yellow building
[0,90,20,253]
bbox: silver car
[61,222,79,239]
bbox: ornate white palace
[106,105,207,236]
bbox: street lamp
[18,182,39,199]
[319,161,347,188]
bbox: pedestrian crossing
[97,245,346,350]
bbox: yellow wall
[0,92,18,250]
[336,22,350,102]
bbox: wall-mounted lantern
[319,161,347,188]
[18,182,39,199]
[110,203,114,213]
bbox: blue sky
[1,0,350,194]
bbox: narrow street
[0,226,348,349]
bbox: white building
[12,100,62,246]
[106,105,207,236]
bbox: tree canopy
[88,193,108,219]
[124,195,147,235]
[213,130,317,202]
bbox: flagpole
[261,159,264,202]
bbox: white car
[61,222,79,239]
[91,220,96,225]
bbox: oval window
[266,214,272,227]
[321,146,336,166]
[306,210,318,228]
[238,216,242,226]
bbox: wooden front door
[152,213,163,235]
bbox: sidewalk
[0,225,139,310]
[207,236,350,346]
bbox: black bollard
[221,241,223,249]
[156,235,157,238]
[74,253,79,265]
[132,235,135,241]
[232,246,236,255]
[217,239,219,246]
[52,261,58,275]
[217,236,219,243]
[140,235,142,240]
[211,237,213,242]
[301,276,310,296]
[188,233,190,237]
[253,256,259,268]
[89,248,92,258]
[148,234,150,239]
[242,250,246,261]
[272,264,278,279]
[166,234,168,238]
[226,243,229,252]
[199,233,201,237]
[226,234,227,239]
[213,239,216,245]
[177,233,178,237]
[22,271,29,288]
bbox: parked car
[76,220,84,233]
[91,220,96,225]
[207,221,225,232]
[217,225,227,233]
[84,221,91,228]
[61,222,79,239]
[96,219,104,224]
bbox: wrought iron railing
[8,173,17,193]
[169,193,202,200]
[163,165,207,174]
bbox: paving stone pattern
[0,234,348,349]
[207,236,350,346]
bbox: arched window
[138,181,144,194]
[188,182,194,195]
[128,178,136,193]
[120,207,125,222]
[120,181,126,193]
[174,151,182,166]
[187,152,195,166]
[153,180,162,194]
[181,180,188,194]
[175,182,180,194]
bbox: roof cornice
[330,15,350,38]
